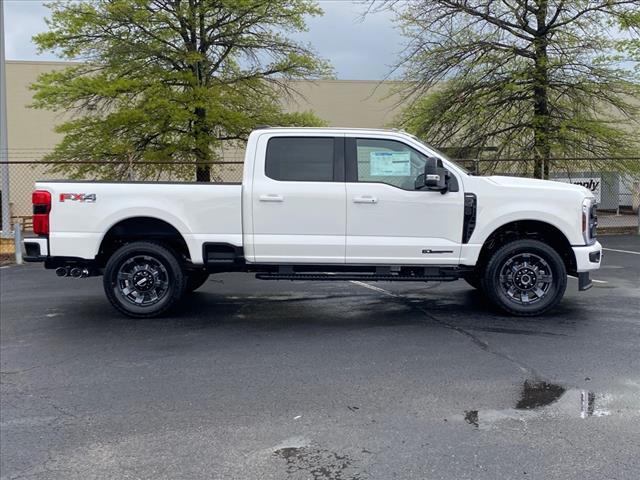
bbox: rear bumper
[572,241,602,272]
[22,238,48,262]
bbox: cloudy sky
[3,0,405,80]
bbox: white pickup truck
[23,127,601,318]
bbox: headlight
[582,198,597,244]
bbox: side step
[255,273,460,282]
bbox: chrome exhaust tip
[55,267,68,277]
[70,268,82,278]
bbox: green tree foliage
[32,0,332,181]
[378,1,640,178]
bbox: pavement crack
[349,280,544,380]
[414,304,544,379]
[0,354,82,377]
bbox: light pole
[0,0,11,238]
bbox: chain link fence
[456,157,640,233]
[1,157,639,236]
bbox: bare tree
[374,0,640,178]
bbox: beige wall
[5,61,71,216]
[284,79,404,128]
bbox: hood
[485,175,594,198]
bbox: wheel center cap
[133,271,155,292]
[514,267,537,290]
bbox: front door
[251,135,346,264]
[345,137,464,264]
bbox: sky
[2,0,405,80]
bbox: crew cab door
[345,137,464,264]
[250,134,346,263]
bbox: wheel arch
[97,216,190,267]
[476,219,577,274]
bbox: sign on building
[553,176,601,203]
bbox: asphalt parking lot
[1,235,639,480]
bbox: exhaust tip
[55,267,68,277]
[70,268,82,278]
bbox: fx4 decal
[59,193,97,203]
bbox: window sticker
[370,151,411,176]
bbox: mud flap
[578,272,592,291]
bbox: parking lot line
[567,275,608,284]
[602,247,640,255]
[348,280,399,297]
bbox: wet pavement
[1,235,639,479]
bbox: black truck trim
[462,193,477,244]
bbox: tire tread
[103,241,185,318]
[482,239,567,316]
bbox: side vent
[462,193,477,244]
[203,243,244,265]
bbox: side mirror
[416,157,448,192]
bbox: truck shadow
[65,285,589,340]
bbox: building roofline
[6,60,401,83]
[6,59,83,66]
[253,126,406,134]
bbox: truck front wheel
[103,241,186,318]
[482,239,567,316]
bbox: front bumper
[572,241,602,272]
[572,241,602,292]
[22,237,48,262]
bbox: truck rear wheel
[103,242,185,318]
[482,239,567,316]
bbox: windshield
[404,132,471,175]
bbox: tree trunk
[532,1,551,180]
[196,165,211,182]
[194,106,211,182]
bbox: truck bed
[37,181,243,264]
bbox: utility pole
[0,0,11,238]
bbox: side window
[265,137,334,182]
[356,138,427,190]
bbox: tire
[482,239,567,316]
[463,272,483,290]
[103,241,186,318]
[186,270,209,292]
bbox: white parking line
[349,280,399,297]
[603,247,640,256]
[568,275,608,284]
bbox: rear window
[265,137,334,182]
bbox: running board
[255,273,460,282]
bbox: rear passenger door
[251,134,346,263]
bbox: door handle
[353,196,378,204]
[259,194,284,202]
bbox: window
[355,138,428,190]
[265,137,335,182]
